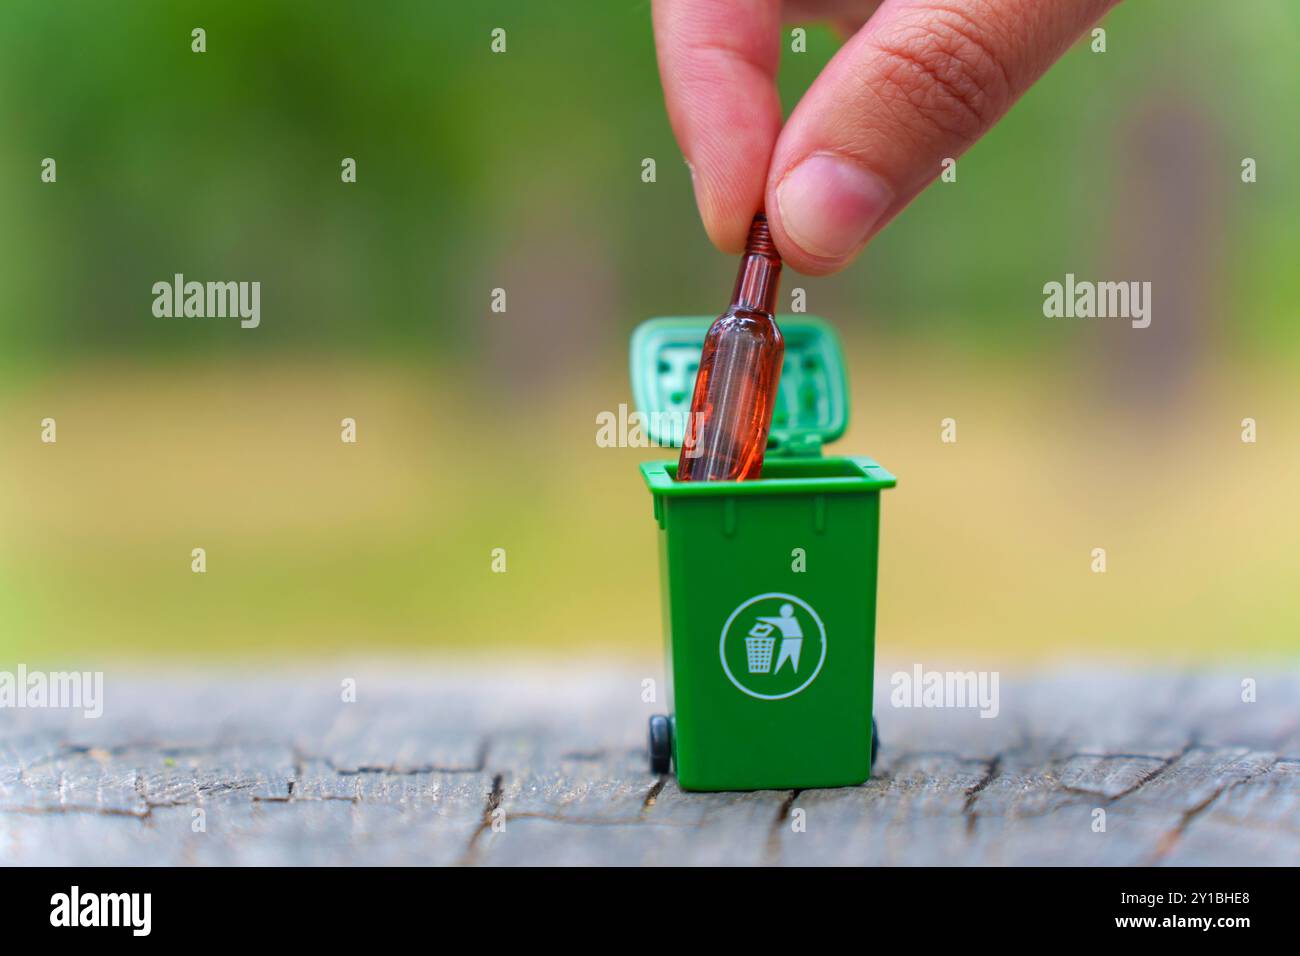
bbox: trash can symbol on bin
[633,316,895,792]
[744,621,777,674]
[745,604,802,675]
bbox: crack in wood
[0,802,150,819]
[962,754,1002,835]
[765,789,802,864]
[640,776,667,815]
[1056,740,1196,804]
[1148,757,1281,863]
[457,773,505,866]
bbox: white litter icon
[744,603,804,675]
[744,621,777,674]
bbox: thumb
[765,0,1118,275]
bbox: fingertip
[766,152,894,274]
[698,205,754,256]
[691,158,768,255]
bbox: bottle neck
[730,215,781,314]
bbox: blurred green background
[1,1,1297,666]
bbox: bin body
[633,316,894,792]
[643,456,892,790]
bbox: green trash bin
[631,316,895,792]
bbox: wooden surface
[1,666,1295,865]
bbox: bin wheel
[648,715,672,775]
[871,717,881,768]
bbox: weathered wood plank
[0,667,1294,865]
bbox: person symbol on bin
[758,603,804,675]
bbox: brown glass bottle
[677,214,784,482]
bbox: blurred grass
[1,1,1298,664]
[2,344,1297,665]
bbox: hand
[653,0,1119,274]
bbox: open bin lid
[629,316,849,456]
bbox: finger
[764,0,1119,274]
[652,0,784,253]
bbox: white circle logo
[719,592,827,700]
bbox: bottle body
[678,215,784,482]
[678,312,784,481]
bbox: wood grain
[0,666,1294,865]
